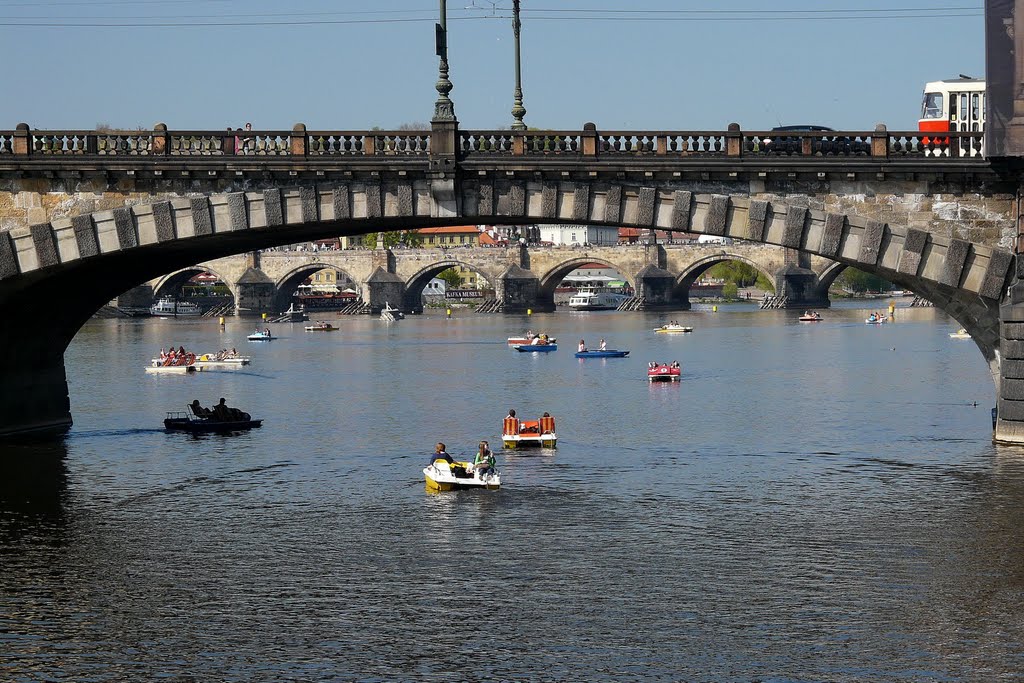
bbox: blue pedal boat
[514,343,558,352]
[575,349,630,358]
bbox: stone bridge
[1,122,1022,443]
[150,242,832,316]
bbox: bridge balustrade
[0,124,989,161]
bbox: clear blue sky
[0,1,986,132]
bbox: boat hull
[423,463,500,491]
[164,417,263,432]
[648,366,681,382]
[514,344,557,352]
[146,365,200,374]
[502,434,557,449]
[575,350,629,358]
[654,327,692,333]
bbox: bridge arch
[402,258,497,313]
[272,262,360,312]
[536,257,634,309]
[674,253,775,307]
[0,182,1012,439]
[152,265,233,302]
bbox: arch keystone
[704,195,730,235]
[747,200,770,242]
[859,220,885,266]
[820,213,845,257]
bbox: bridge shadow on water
[0,441,69,545]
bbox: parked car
[763,125,866,156]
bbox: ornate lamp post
[510,0,527,131]
[433,0,456,122]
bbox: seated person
[471,441,496,476]
[430,442,455,466]
[190,399,211,418]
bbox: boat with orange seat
[502,414,557,449]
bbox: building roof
[575,262,610,270]
[479,232,501,245]
[414,226,481,235]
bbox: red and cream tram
[918,76,985,155]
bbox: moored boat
[648,363,681,382]
[502,414,557,449]
[423,459,500,491]
[149,297,202,317]
[575,349,630,358]
[567,286,629,311]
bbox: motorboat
[304,321,338,331]
[798,311,823,322]
[502,414,557,449]
[949,328,971,339]
[424,459,500,491]
[575,349,630,358]
[247,330,275,341]
[648,364,682,382]
[514,343,557,353]
[567,287,629,311]
[380,302,404,322]
[149,297,202,316]
[654,324,693,333]
[507,333,556,345]
[164,404,262,433]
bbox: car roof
[770,125,835,132]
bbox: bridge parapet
[0,123,986,164]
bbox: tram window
[960,94,968,122]
[972,93,980,121]
[922,92,943,119]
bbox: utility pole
[433,0,456,122]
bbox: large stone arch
[674,253,776,308]
[272,262,361,312]
[401,258,499,313]
[536,257,634,308]
[0,181,1014,439]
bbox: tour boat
[567,287,629,311]
[514,343,557,353]
[648,364,682,382]
[164,405,262,433]
[424,459,501,491]
[575,349,630,358]
[247,330,275,341]
[654,324,693,333]
[304,321,338,331]
[149,297,202,317]
[949,328,971,339]
[507,333,556,345]
[798,311,823,322]
[502,414,557,449]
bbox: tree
[706,261,763,287]
[361,231,423,248]
[835,267,891,294]
[721,282,739,300]
[437,267,463,290]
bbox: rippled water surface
[4,302,1024,682]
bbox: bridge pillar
[235,267,276,317]
[498,264,543,313]
[635,264,680,310]
[996,289,1024,443]
[366,267,406,314]
[0,339,71,440]
[774,251,831,309]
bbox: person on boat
[578,339,587,353]
[649,361,657,369]
[230,347,237,356]
[671,360,680,369]
[471,441,496,477]
[264,327,271,336]
[525,329,534,340]
[190,399,212,418]
[599,339,607,351]
[213,398,246,422]
[430,442,455,466]
[507,409,516,419]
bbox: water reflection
[0,441,69,545]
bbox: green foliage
[835,267,892,293]
[706,261,763,287]
[362,231,423,248]
[437,267,463,290]
[721,282,739,300]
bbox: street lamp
[433,0,456,122]
[510,0,527,131]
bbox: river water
[3,301,1024,682]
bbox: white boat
[196,352,251,367]
[949,328,971,339]
[865,315,889,325]
[380,302,404,322]
[424,459,501,491]
[567,287,629,311]
[247,330,274,341]
[654,324,693,333]
[149,297,202,316]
